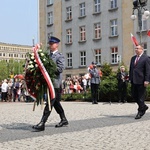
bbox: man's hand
[144,81,149,87]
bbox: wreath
[24,44,56,106]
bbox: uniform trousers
[41,88,65,123]
[91,83,99,103]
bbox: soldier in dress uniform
[33,36,68,131]
[88,62,100,104]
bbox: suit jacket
[117,71,128,85]
[129,54,150,84]
[50,51,65,88]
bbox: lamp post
[32,37,35,47]
[131,0,150,44]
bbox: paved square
[0,102,150,150]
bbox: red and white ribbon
[33,44,55,100]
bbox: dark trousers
[118,82,127,101]
[131,84,146,111]
[91,83,99,102]
[41,88,65,123]
[1,92,7,101]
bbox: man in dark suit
[33,36,68,131]
[129,44,150,119]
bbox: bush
[61,92,91,101]
[61,63,150,102]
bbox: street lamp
[131,0,150,43]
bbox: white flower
[38,49,42,52]
[29,61,33,64]
[35,64,38,67]
[43,58,46,61]
[31,53,34,56]
[40,53,44,57]
[28,64,34,69]
[31,56,35,60]
[34,60,37,63]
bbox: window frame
[79,2,86,17]
[94,0,101,13]
[79,26,86,41]
[110,0,117,9]
[94,49,101,64]
[110,19,118,36]
[47,12,53,25]
[66,29,72,44]
[67,53,72,67]
[66,6,72,20]
[94,22,101,39]
[111,47,118,64]
[80,51,86,66]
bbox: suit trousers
[131,83,146,111]
[41,88,65,123]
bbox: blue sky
[0,0,38,46]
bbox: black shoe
[32,121,45,131]
[141,105,149,116]
[55,120,68,128]
[135,112,142,119]
[92,101,98,104]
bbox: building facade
[39,0,150,78]
[0,42,32,62]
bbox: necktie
[134,56,139,65]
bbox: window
[66,29,72,44]
[79,26,86,41]
[94,22,101,39]
[94,0,101,13]
[66,6,72,20]
[48,32,53,41]
[110,19,117,36]
[80,51,86,66]
[67,53,72,67]
[79,3,85,17]
[47,0,53,5]
[95,49,101,64]
[141,19,147,31]
[110,0,117,9]
[47,12,53,25]
[111,47,118,64]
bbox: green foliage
[0,59,24,81]
[61,92,91,101]
[101,62,112,78]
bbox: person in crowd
[12,78,20,102]
[65,78,71,94]
[0,81,2,101]
[32,36,68,131]
[88,62,101,104]
[117,65,128,103]
[129,44,150,119]
[1,79,8,102]
[82,76,87,93]
[7,79,13,102]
